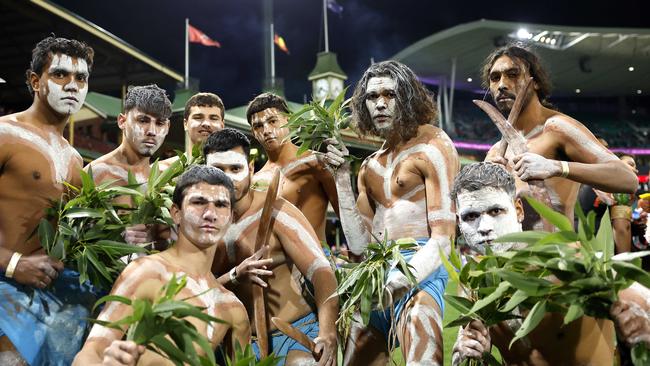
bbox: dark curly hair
[352,60,437,142]
[123,84,172,120]
[481,44,553,108]
[173,165,235,208]
[203,128,251,159]
[184,92,225,120]
[245,92,289,124]
[25,35,94,95]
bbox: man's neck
[266,142,299,166]
[234,189,254,220]
[163,237,216,276]
[512,98,549,136]
[24,98,69,134]
[116,140,150,166]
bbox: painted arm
[274,200,338,366]
[317,156,341,218]
[73,262,152,365]
[385,141,459,298]
[512,117,638,193]
[451,320,492,366]
[228,303,252,357]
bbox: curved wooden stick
[253,168,281,357]
[271,317,316,352]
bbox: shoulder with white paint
[544,114,617,162]
[111,255,169,296]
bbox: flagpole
[270,22,275,87]
[323,0,329,52]
[185,18,189,89]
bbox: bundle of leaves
[283,88,355,158]
[223,343,282,366]
[38,168,147,291]
[441,197,650,365]
[333,235,418,340]
[93,274,225,366]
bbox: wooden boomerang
[253,168,281,357]
[473,78,555,229]
[271,317,317,353]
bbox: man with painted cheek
[87,84,172,247]
[245,93,340,243]
[0,36,97,365]
[74,165,251,366]
[450,162,650,366]
[481,45,637,229]
[204,128,339,366]
[159,92,225,170]
[324,60,459,365]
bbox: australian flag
[327,0,343,14]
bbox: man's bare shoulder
[543,112,592,137]
[158,155,179,171]
[0,112,21,124]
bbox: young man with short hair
[74,165,250,366]
[204,128,338,366]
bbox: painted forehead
[183,183,231,202]
[206,150,247,166]
[251,107,284,122]
[456,187,514,213]
[366,76,396,92]
[48,53,89,73]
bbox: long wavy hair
[352,60,437,142]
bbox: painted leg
[397,291,444,366]
[343,317,389,366]
[286,350,318,366]
[0,336,27,366]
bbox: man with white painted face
[450,162,650,366]
[0,36,96,365]
[324,60,459,365]
[88,84,172,246]
[159,92,225,170]
[74,165,250,366]
[482,45,637,228]
[204,128,338,366]
[246,93,339,242]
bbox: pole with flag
[185,18,189,89]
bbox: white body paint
[222,211,262,263]
[456,188,522,254]
[0,123,79,184]
[406,303,442,365]
[91,162,147,184]
[545,119,617,162]
[365,77,397,132]
[206,151,249,183]
[45,54,88,115]
[128,120,168,156]
[252,155,318,187]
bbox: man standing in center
[325,60,459,365]
[204,128,338,366]
[246,93,339,242]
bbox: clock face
[330,79,344,97]
[314,79,329,100]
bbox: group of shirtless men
[0,35,646,366]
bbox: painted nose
[376,97,387,110]
[64,79,79,92]
[477,215,494,236]
[202,205,217,222]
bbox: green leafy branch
[283,88,356,159]
[441,197,650,365]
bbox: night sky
[53,0,649,108]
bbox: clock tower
[308,51,347,102]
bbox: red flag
[274,34,289,54]
[188,24,221,48]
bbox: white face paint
[124,110,169,157]
[206,151,249,183]
[365,76,397,132]
[179,184,232,247]
[457,187,522,254]
[44,54,89,115]
[250,108,289,152]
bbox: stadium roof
[393,19,650,97]
[0,0,183,108]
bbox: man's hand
[234,245,273,287]
[122,224,153,245]
[313,332,337,366]
[512,153,561,181]
[101,340,145,366]
[12,254,63,289]
[451,320,491,365]
[611,300,650,347]
[382,272,411,307]
[322,138,350,173]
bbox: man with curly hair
[0,35,95,365]
[325,60,459,365]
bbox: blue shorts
[0,268,100,366]
[368,238,448,342]
[253,312,319,363]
